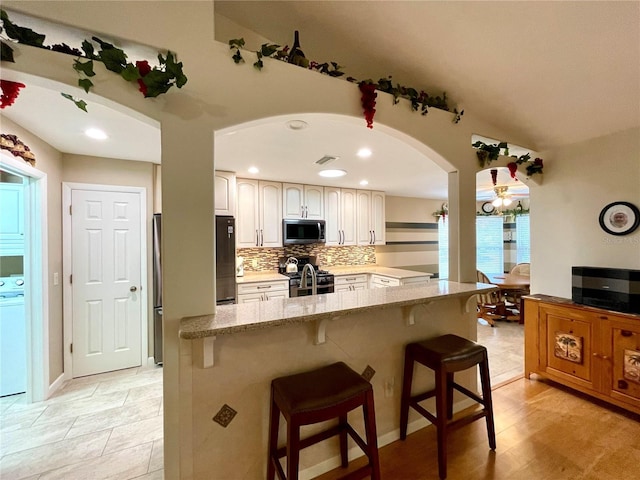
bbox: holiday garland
[0,9,187,111]
[473,140,544,177]
[229,32,463,129]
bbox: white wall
[2,117,64,383]
[532,127,640,297]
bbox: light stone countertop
[235,271,289,283]
[180,280,495,339]
[328,265,433,279]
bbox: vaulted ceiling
[215,1,640,151]
[2,2,638,201]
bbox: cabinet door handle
[257,285,272,289]
[305,206,308,218]
[373,230,376,244]
[260,229,264,246]
[621,330,633,337]
[618,380,629,390]
[256,229,259,246]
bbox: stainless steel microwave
[283,219,326,245]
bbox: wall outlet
[384,377,395,397]
[252,258,258,268]
[327,255,332,263]
[53,272,59,285]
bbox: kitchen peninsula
[179,280,494,479]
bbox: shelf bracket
[315,317,336,345]
[403,302,431,326]
[463,295,478,314]
[193,336,216,368]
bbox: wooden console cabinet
[524,295,640,415]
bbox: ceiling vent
[315,155,339,166]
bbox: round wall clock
[481,202,495,214]
[598,201,640,236]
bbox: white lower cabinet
[237,279,289,303]
[370,274,401,288]
[334,274,368,292]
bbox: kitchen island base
[180,291,485,479]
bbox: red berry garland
[359,81,377,129]
[0,80,26,109]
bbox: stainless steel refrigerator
[215,216,236,305]
[152,215,236,364]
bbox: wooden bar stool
[399,334,496,479]
[267,361,381,480]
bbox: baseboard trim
[47,373,65,399]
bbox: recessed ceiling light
[359,180,369,186]
[357,148,372,158]
[285,120,308,131]
[248,166,259,174]
[319,169,347,178]
[85,128,108,140]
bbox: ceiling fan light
[492,198,502,207]
[503,198,513,206]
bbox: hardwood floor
[316,377,640,480]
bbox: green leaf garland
[0,9,188,111]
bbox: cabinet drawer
[370,275,400,288]
[335,274,368,286]
[237,280,288,295]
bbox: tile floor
[0,365,164,480]
[477,320,524,386]
[0,322,523,479]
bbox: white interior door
[71,188,142,377]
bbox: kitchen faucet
[300,263,317,295]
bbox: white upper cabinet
[283,183,324,220]
[356,190,385,245]
[214,171,236,216]
[236,179,282,248]
[324,187,356,246]
[260,181,283,247]
[370,190,385,245]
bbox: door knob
[130,286,138,292]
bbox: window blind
[516,214,531,263]
[476,216,504,274]
[438,217,448,279]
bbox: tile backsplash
[237,245,376,272]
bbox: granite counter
[180,280,494,339]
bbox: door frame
[62,182,148,378]
[0,153,49,402]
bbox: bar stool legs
[267,362,380,480]
[399,335,496,480]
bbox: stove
[279,256,335,297]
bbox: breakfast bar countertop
[180,280,495,339]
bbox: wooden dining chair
[505,263,531,306]
[476,270,504,327]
